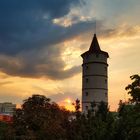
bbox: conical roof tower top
[89,34,101,52]
[81,34,109,58]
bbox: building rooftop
[89,34,101,52]
[81,34,109,58]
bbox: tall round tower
[81,34,109,113]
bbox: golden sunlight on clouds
[0,70,82,110]
[0,73,64,102]
[53,18,73,27]
[100,24,140,41]
[99,31,140,111]
[61,40,82,70]
[0,23,140,111]
[0,72,9,79]
[53,15,92,27]
[53,6,93,28]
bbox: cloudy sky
[0,0,140,110]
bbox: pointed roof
[89,34,101,52]
[81,34,109,58]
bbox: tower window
[96,54,99,58]
[86,65,89,70]
[105,79,107,83]
[105,93,107,97]
[85,106,88,111]
[85,55,89,59]
[85,92,88,96]
[104,67,107,71]
[86,78,89,83]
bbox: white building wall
[82,53,108,113]
[83,53,107,63]
[0,102,16,115]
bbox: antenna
[95,18,96,34]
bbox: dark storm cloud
[0,44,82,79]
[0,9,138,80]
[0,0,84,79]
[1,0,138,80]
[0,0,81,55]
[0,0,97,80]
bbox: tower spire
[89,34,101,52]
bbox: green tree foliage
[67,101,115,140]
[116,103,140,140]
[125,74,140,102]
[13,95,140,140]
[73,98,81,119]
[0,121,14,139]
[67,100,140,140]
[0,121,8,139]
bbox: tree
[96,101,109,121]
[116,103,140,140]
[0,121,14,139]
[0,121,8,139]
[73,99,81,119]
[125,74,140,102]
[13,94,69,139]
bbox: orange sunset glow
[58,98,75,111]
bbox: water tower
[81,34,109,113]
